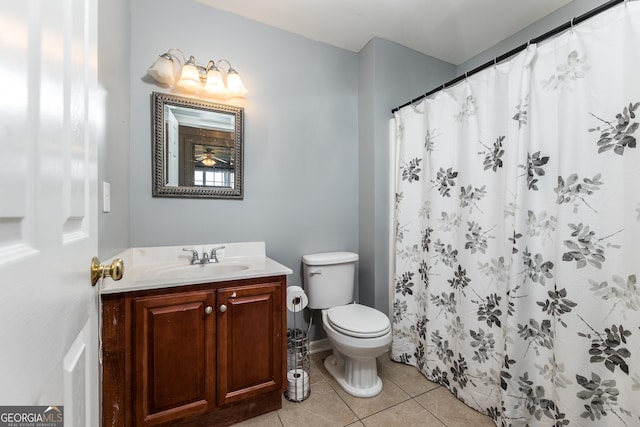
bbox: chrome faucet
[183,248,200,265]
[183,246,225,264]
[209,246,225,263]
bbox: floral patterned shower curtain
[391,4,640,426]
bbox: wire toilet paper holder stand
[284,293,311,402]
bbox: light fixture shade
[201,157,216,167]
[204,68,226,95]
[148,51,248,98]
[225,68,248,96]
[177,57,202,91]
[147,54,175,86]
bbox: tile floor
[232,350,495,427]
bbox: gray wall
[126,0,457,340]
[358,38,456,315]
[107,0,604,342]
[98,0,131,258]
[130,0,359,338]
[457,0,606,75]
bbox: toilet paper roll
[287,369,310,400]
[286,286,308,312]
[287,385,309,400]
[287,369,310,384]
[287,386,309,401]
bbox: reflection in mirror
[152,92,243,199]
[165,106,235,187]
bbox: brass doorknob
[91,257,124,286]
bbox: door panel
[63,319,92,427]
[0,0,99,423]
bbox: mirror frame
[151,92,244,199]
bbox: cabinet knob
[219,304,227,313]
[205,306,213,315]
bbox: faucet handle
[182,248,200,264]
[210,245,225,254]
[210,246,225,262]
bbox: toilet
[302,252,392,398]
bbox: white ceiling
[196,0,573,65]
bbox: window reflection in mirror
[191,144,234,187]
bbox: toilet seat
[326,304,390,338]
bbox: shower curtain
[391,4,640,426]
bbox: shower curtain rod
[391,0,625,114]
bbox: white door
[166,107,180,186]
[0,0,100,425]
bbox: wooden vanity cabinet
[217,282,284,406]
[134,290,216,425]
[101,275,286,427]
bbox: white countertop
[100,242,292,294]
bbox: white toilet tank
[302,252,358,309]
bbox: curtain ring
[570,18,575,32]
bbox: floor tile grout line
[294,373,362,426]
[307,353,495,427]
[275,406,285,427]
[326,380,362,422]
[309,369,409,426]
[335,379,443,424]
[359,379,452,426]
[356,395,415,424]
[314,355,451,426]
[411,395,450,427]
[251,364,463,427]
[379,373,444,400]
[411,387,453,427]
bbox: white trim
[309,338,331,354]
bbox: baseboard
[309,338,331,354]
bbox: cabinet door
[134,290,215,426]
[217,280,284,406]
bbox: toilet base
[324,354,383,398]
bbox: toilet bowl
[321,304,391,397]
[302,251,391,398]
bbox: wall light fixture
[147,48,247,97]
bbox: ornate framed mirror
[151,92,244,199]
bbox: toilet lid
[327,304,390,338]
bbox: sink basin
[139,263,250,281]
[99,243,294,294]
